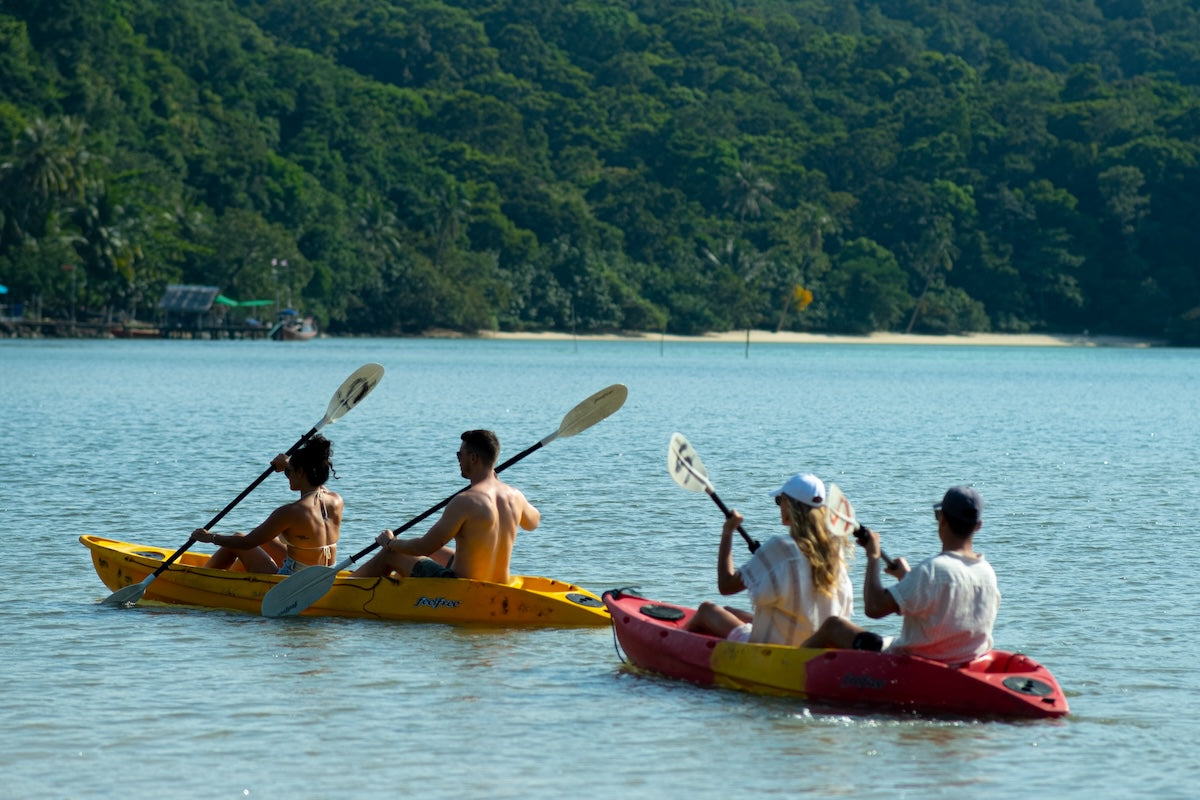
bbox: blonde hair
[781,497,847,597]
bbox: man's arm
[858,527,904,618]
[387,496,469,556]
[862,555,901,618]
[518,492,540,531]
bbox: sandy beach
[477,329,1166,347]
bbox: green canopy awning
[214,295,274,307]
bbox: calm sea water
[3,337,1198,799]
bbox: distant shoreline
[0,320,1169,347]
[472,329,1167,348]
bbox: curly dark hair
[291,434,336,485]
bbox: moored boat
[109,322,162,338]
[603,588,1069,719]
[270,311,318,341]
[82,535,610,627]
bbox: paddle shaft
[853,526,899,571]
[706,489,760,553]
[345,437,550,564]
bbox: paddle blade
[323,363,385,424]
[827,483,896,568]
[553,383,628,440]
[667,432,712,493]
[99,575,152,607]
[826,483,858,538]
[260,564,343,617]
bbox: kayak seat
[962,651,1037,674]
[962,652,1001,672]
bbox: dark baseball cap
[934,486,983,525]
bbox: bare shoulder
[447,483,496,513]
[498,479,529,499]
[489,473,528,495]
[273,499,311,524]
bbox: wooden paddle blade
[826,483,858,538]
[668,434,758,552]
[667,432,712,493]
[827,483,898,569]
[260,564,343,617]
[324,363,384,424]
[553,383,628,440]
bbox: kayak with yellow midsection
[604,588,1068,719]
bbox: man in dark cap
[801,486,1000,665]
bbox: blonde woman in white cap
[682,473,854,646]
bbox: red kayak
[603,588,1069,719]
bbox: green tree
[0,116,93,242]
[825,238,911,334]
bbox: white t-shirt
[887,551,1000,664]
[738,534,854,646]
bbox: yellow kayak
[81,535,610,627]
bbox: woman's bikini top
[286,487,336,566]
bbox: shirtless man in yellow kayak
[351,429,540,584]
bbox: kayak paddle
[260,383,630,618]
[667,432,760,553]
[99,362,386,608]
[826,483,898,570]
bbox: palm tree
[423,183,471,268]
[72,176,147,316]
[0,116,93,242]
[775,202,836,331]
[703,236,769,356]
[356,192,407,289]
[721,159,774,234]
[905,215,956,334]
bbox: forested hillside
[3,0,1200,342]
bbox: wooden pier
[0,318,276,340]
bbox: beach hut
[159,284,221,330]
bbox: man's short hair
[461,429,499,466]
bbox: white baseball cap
[769,473,826,507]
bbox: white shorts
[727,622,752,643]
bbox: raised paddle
[99,362,386,608]
[827,483,899,570]
[667,432,760,553]
[260,383,630,618]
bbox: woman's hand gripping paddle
[667,433,760,553]
[826,483,899,570]
[260,383,630,618]
[100,363,386,608]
